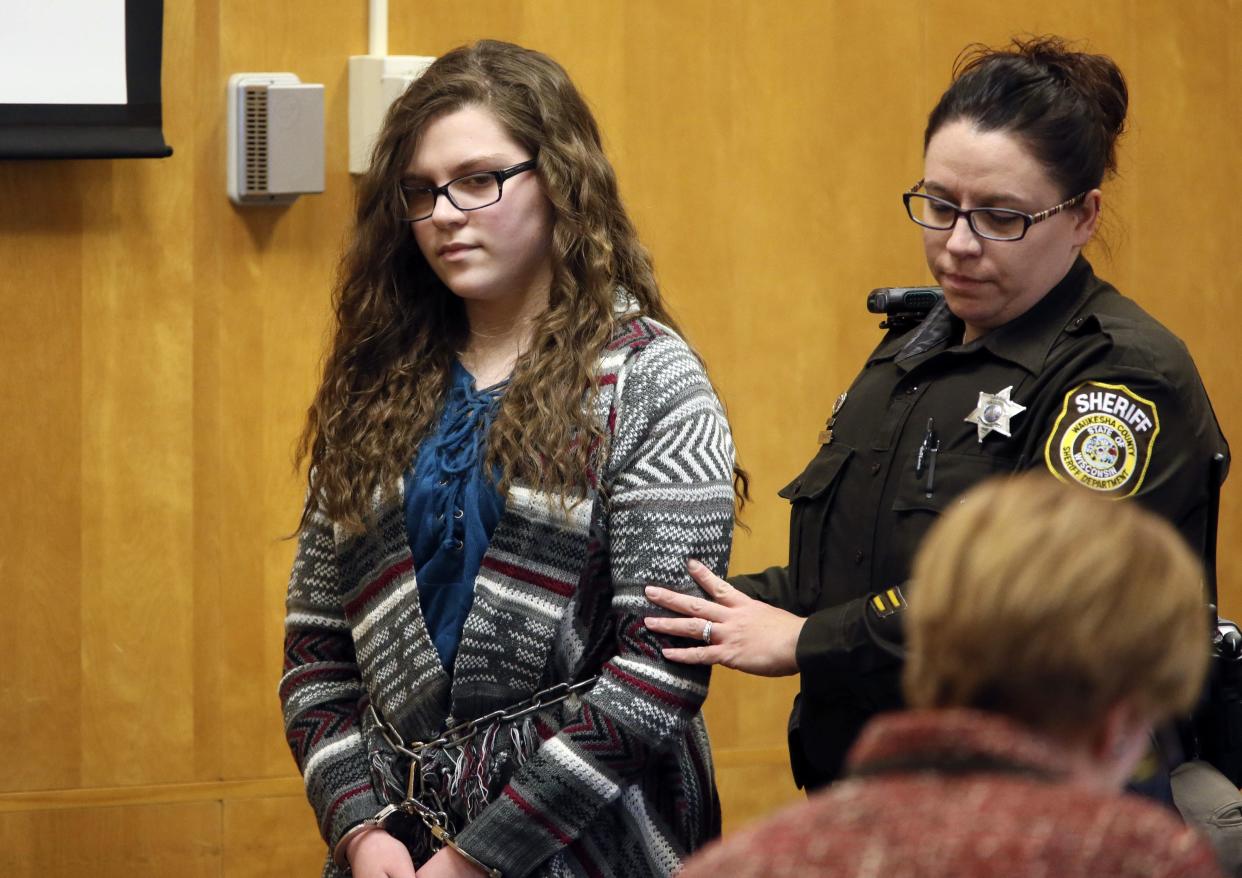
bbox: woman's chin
[943,296,1003,337]
[943,292,985,320]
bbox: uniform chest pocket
[891,451,1016,514]
[779,444,854,503]
[779,444,853,610]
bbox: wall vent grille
[243,87,268,193]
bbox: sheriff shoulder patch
[1044,381,1160,497]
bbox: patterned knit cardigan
[280,316,736,877]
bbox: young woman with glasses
[281,40,740,878]
[646,35,1228,792]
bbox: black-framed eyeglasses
[902,179,1088,242]
[399,158,538,222]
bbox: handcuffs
[333,677,598,875]
[332,709,503,876]
[332,774,501,876]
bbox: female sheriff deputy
[645,36,1230,790]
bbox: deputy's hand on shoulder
[645,559,804,677]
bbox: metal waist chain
[370,675,599,761]
[358,676,599,877]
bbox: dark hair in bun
[924,35,1128,197]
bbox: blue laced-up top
[402,361,507,673]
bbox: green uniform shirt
[735,257,1229,788]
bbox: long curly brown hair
[299,40,743,531]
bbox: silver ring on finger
[700,620,713,644]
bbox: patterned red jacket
[680,709,1222,878]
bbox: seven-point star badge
[965,385,1026,442]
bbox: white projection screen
[0,0,171,159]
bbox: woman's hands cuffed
[416,845,489,878]
[644,559,805,677]
[345,828,419,878]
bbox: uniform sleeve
[278,501,384,853]
[453,334,736,876]
[731,564,795,606]
[1037,362,1227,553]
[795,589,905,699]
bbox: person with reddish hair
[679,474,1222,878]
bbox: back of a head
[904,473,1209,742]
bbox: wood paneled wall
[1,1,1238,873]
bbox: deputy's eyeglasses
[399,159,537,222]
[902,179,1088,242]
